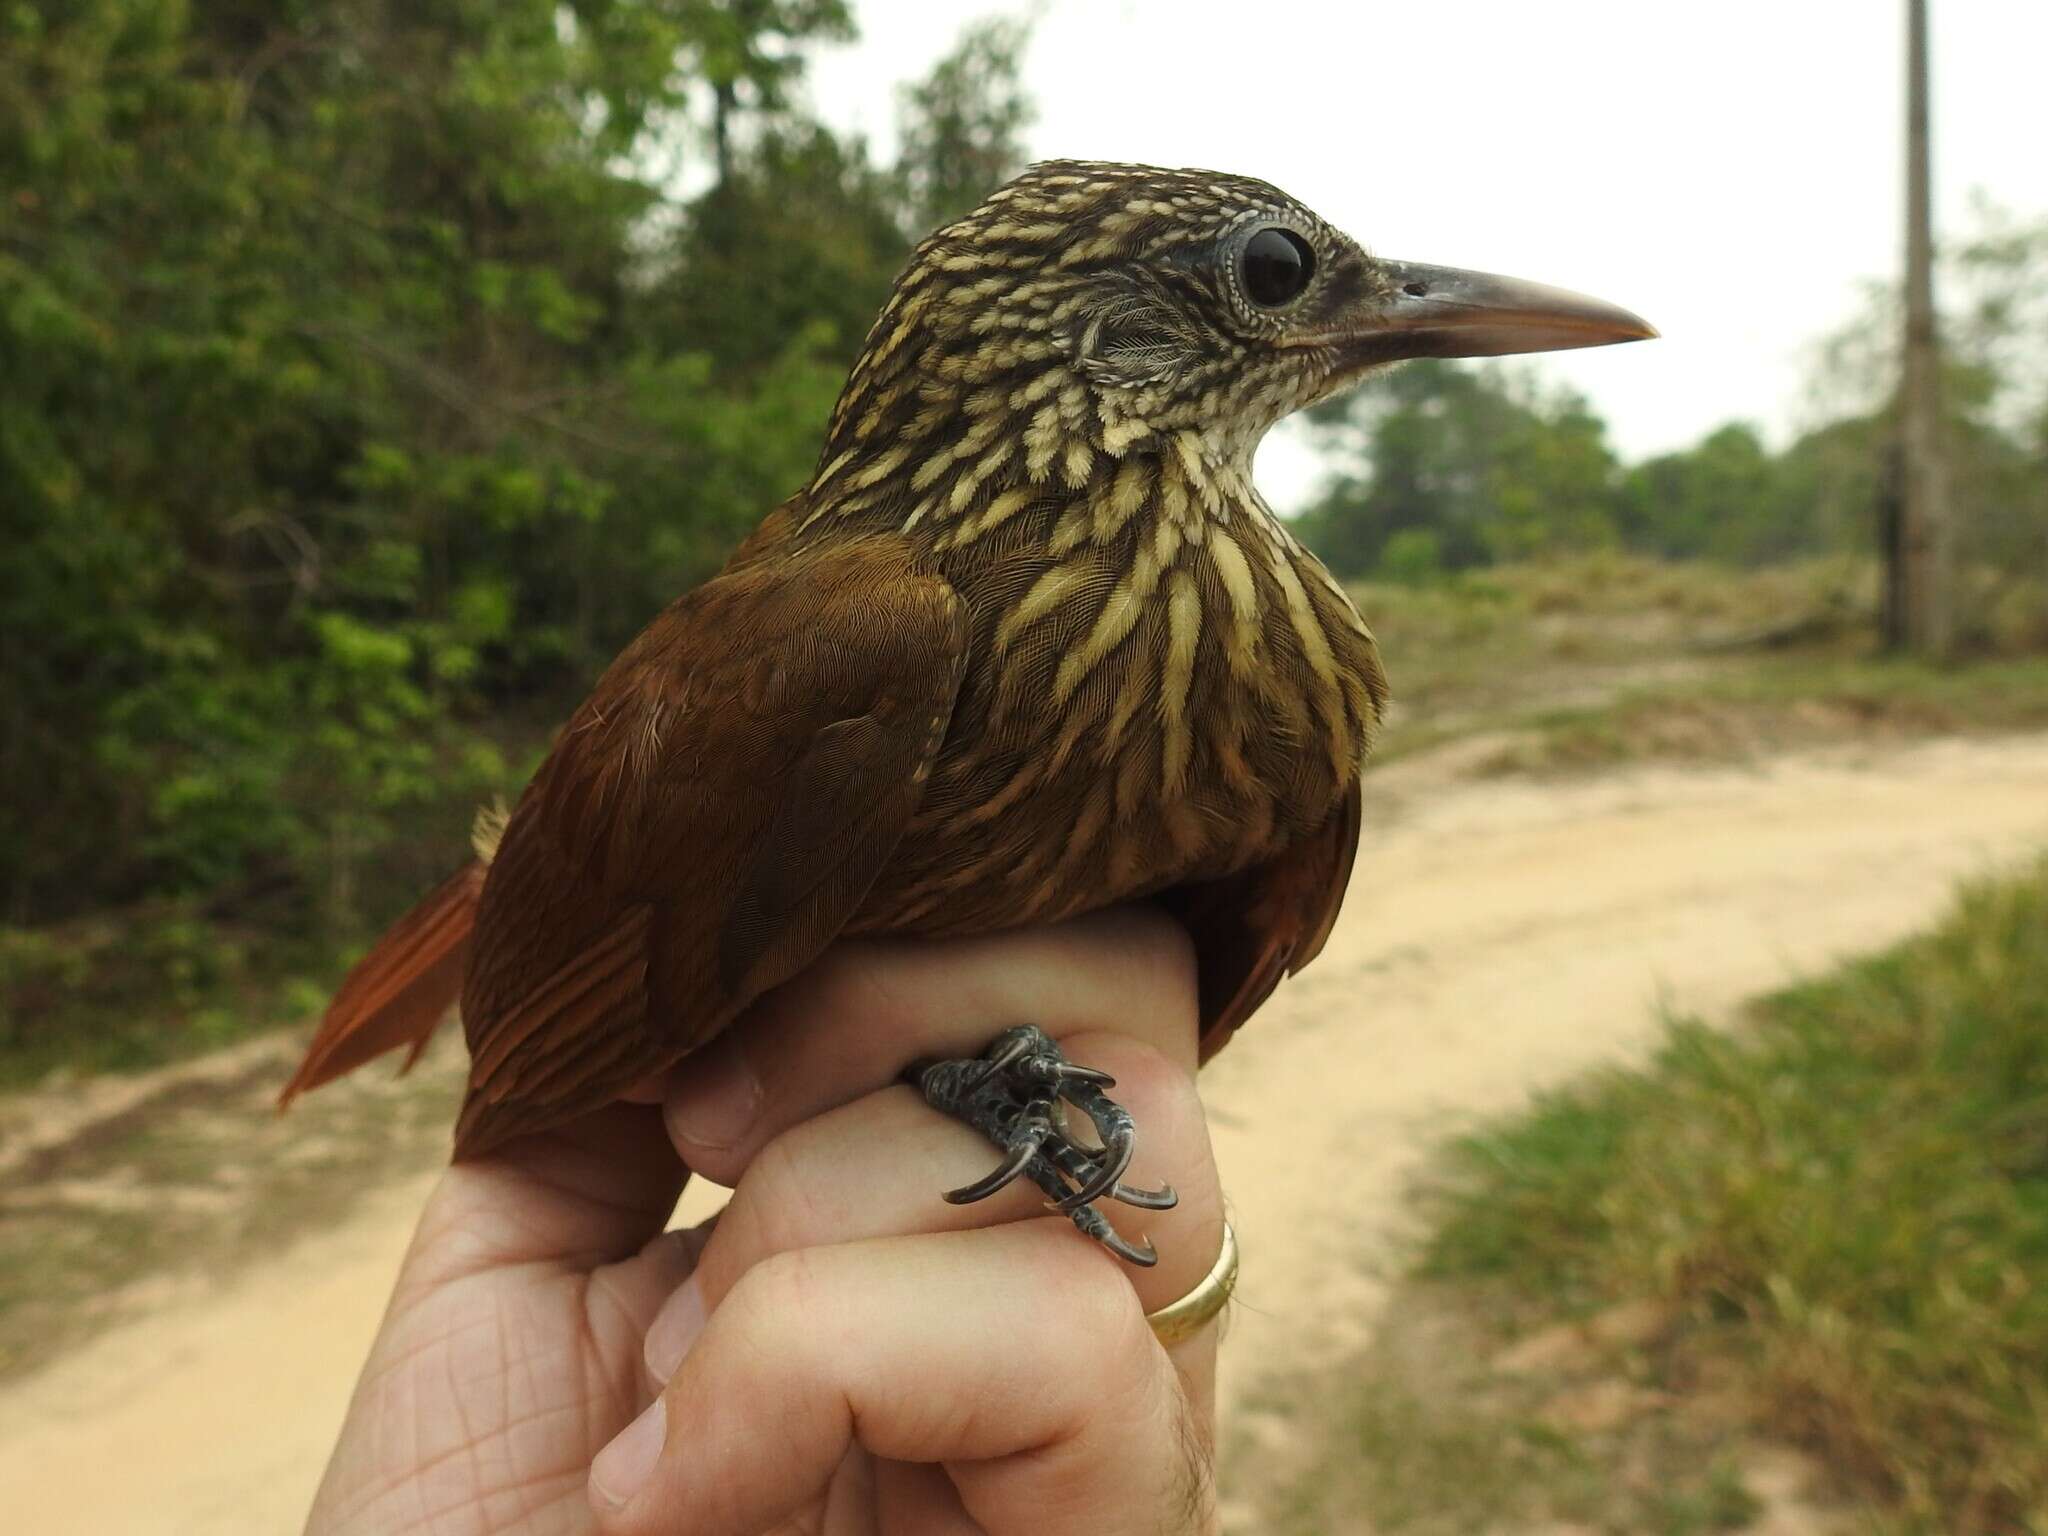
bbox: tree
[675,0,856,184]
[1296,196,2045,618]
[1797,199,2048,646]
[894,16,1036,232]
[1295,362,1622,579]
[1895,0,1951,654]
[0,1,1047,939]
[1619,424,1817,565]
[652,125,909,376]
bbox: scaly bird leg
[914,1025,1177,1267]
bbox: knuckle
[1073,1034,1210,1156]
[727,1243,825,1336]
[1047,1245,1155,1380]
[726,1125,831,1262]
[1095,1034,1194,1124]
[1096,1033,1182,1094]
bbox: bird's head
[811,161,1652,528]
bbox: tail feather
[279,859,486,1106]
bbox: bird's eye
[1239,227,1315,307]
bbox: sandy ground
[5,732,2048,1534]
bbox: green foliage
[1422,861,2048,1530]
[0,2,1030,1000]
[655,126,910,374]
[1295,361,1625,576]
[1299,360,1885,578]
[894,14,1036,231]
[6,0,671,922]
[1304,202,2048,635]
[680,0,856,179]
[1621,422,1825,564]
[1378,527,1445,585]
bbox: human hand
[305,907,1224,1535]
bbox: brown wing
[278,860,484,1104]
[453,535,969,1157]
[1160,781,1363,1064]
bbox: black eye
[1239,227,1315,307]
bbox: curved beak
[1331,260,1657,365]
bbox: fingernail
[590,1396,666,1510]
[645,1274,707,1384]
[664,1038,761,1151]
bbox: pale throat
[805,346,1298,558]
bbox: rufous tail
[278,804,506,1105]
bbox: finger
[590,1225,1216,1536]
[396,1100,687,1301]
[647,1031,1222,1383]
[664,904,1198,1184]
[590,1221,713,1361]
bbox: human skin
[304,906,1223,1535]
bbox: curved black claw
[1040,1135,1180,1215]
[1056,1127,1134,1211]
[942,1130,1042,1205]
[916,1024,1168,1266]
[1104,1230,1159,1267]
[965,1029,1037,1089]
[1048,1063,1116,1087]
[1110,1180,1179,1211]
[1086,1221,1158,1268]
[1052,1180,1158,1266]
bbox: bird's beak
[1328,260,1657,365]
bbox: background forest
[8,9,2048,1531]
[3,0,2044,1076]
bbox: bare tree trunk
[713,80,735,187]
[1879,442,1907,648]
[1897,0,1952,655]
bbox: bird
[281,160,1653,1261]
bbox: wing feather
[1162,782,1363,1063]
[453,537,969,1157]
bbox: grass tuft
[1421,858,2048,1530]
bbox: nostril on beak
[1402,281,1428,297]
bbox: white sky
[805,0,2043,511]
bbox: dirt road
[5,733,2047,1534]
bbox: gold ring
[1145,1220,1238,1346]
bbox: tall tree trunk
[1879,442,1908,648]
[1896,0,1952,655]
[713,80,735,187]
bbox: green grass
[1234,859,2048,1533]
[1228,1283,1773,1536]
[1419,858,2048,1531]
[0,904,347,1089]
[1479,653,2048,776]
[1353,553,1866,723]
[1352,554,2048,773]
[1237,1368,1605,1535]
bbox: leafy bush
[0,1,1028,946]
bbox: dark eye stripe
[1240,228,1315,307]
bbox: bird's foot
[914,1025,1176,1267]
